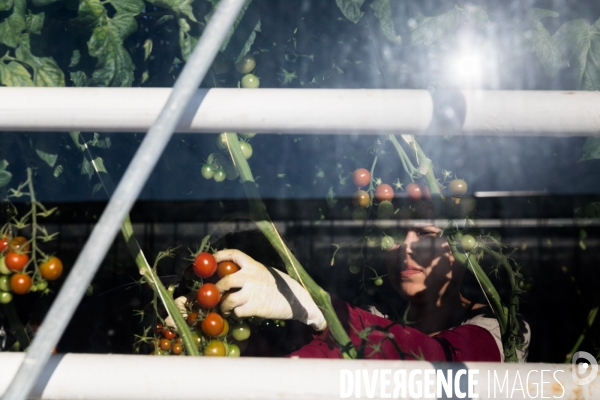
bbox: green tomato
[213,169,227,182]
[201,164,216,179]
[365,233,380,248]
[241,74,260,89]
[35,280,48,291]
[0,275,10,292]
[349,264,361,274]
[381,235,395,251]
[0,291,12,304]
[227,343,241,357]
[378,200,394,218]
[239,141,253,160]
[374,277,383,286]
[235,54,256,74]
[352,207,367,221]
[223,163,239,180]
[231,322,251,341]
[387,228,406,245]
[0,256,11,275]
[461,234,477,252]
[239,132,257,139]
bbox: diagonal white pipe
[0,0,247,399]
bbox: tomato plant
[171,343,184,355]
[193,252,217,278]
[239,141,253,160]
[461,235,477,252]
[378,200,394,218]
[159,338,172,351]
[39,256,63,281]
[0,275,10,291]
[213,169,227,182]
[196,283,221,309]
[227,343,241,357]
[0,291,12,304]
[201,312,225,337]
[10,273,32,295]
[163,328,176,340]
[201,164,215,179]
[217,261,240,278]
[187,311,199,326]
[375,184,394,202]
[5,252,29,271]
[352,168,371,188]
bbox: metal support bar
[0,353,595,399]
[0,0,247,399]
[1,89,600,136]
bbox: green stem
[565,306,598,363]
[25,168,39,279]
[448,238,507,335]
[3,301,30,350]
[69,133,198,356]
[224,133,357,359]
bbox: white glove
[164,295,189,329]
[215,249,327,331]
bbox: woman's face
[385,225,465,304]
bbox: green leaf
[0,61,34,86]
[579,137,600,162]
[530,21,561,77]
[526,8,559,24]
[109,0,144,14]
[146,0,196,22]
[81,156,93,179]
[460,3,489,28]
[34,135,59,167]
[326,186,337,209]
[0,159,12,188]
[92,156,107,173]
[370,0,401,43]
[87,133,111,148]
[0,0,13,12]
[108,12,137,40]
[31,0,60,6]
[16,34,65,86]
[0,13,26,48]
[178,18,197,62]
[70,70,89,86]
[335,0,365,24]
[69,49,81,68]
[411,7,461,46]
[25,11,45,34]
[88,23,135,87]
[554,18,600,90]
[72,0,107,28]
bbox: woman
[215,224,524,362]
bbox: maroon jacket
[289,300,501,362]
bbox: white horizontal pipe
[0,353,594,399]
[2,88,600,136]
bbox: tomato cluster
[0,234,63,304]
[150,252,248,357]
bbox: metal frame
[1,0,247,399]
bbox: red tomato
[10,273,32,294]
[197,283,221,309]
[193,252,217,278]
[0,235,8,252]
[8,236,30,253]
[171,343,183,355]
[375,184,394,202]
[163,328,176,340]
[187,311,199,326]
[39,256,63,281]
[202,312,224,337]
[5,252,29,271]
[352,168,371,188]
[156,322,163,335]
[217,261,240,278]
[406,183,422,201]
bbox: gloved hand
[215,249,327,331]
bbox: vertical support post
[1,0,247,399]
